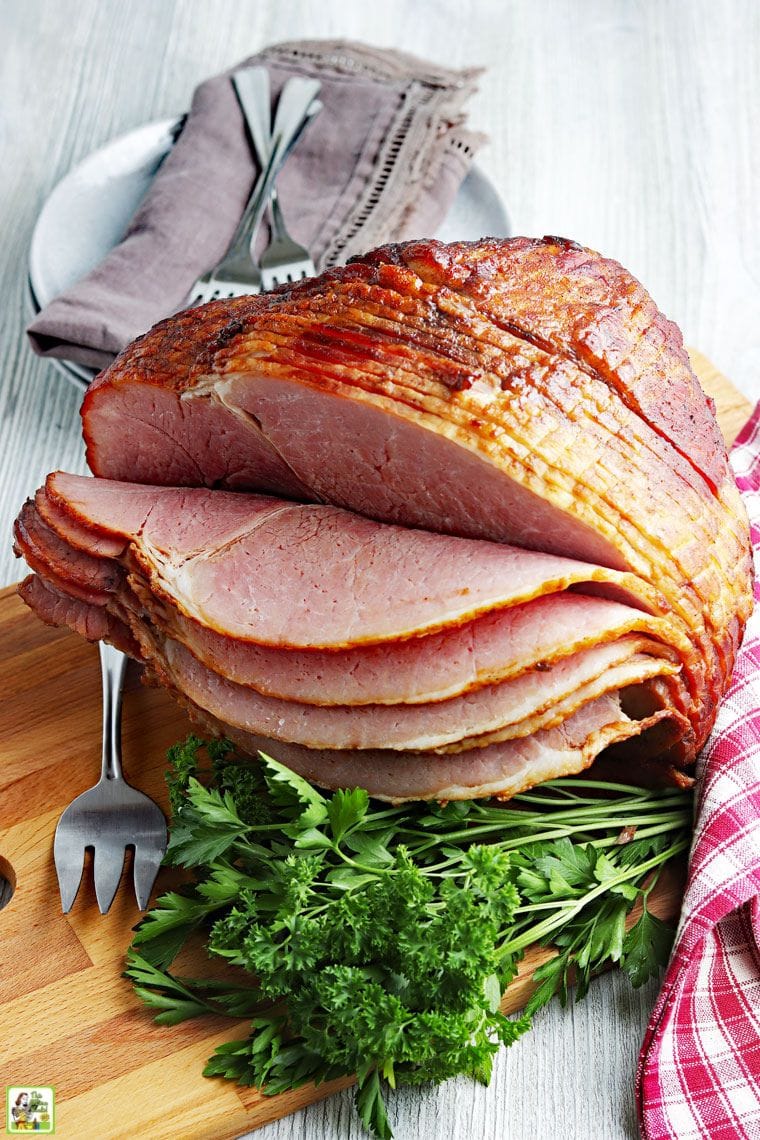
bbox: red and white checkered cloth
[637,405,760,1140]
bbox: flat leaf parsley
[126,735,691,1138]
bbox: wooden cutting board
[0,353,750,1140]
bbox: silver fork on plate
[53,641,167,913]
[232,67,319,290]
[185,76,322,307]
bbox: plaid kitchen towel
[637,404,760,1139]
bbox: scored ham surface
[15,236,754,798]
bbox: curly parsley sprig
[126,735,691,1139]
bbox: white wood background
[1,2,759,1138]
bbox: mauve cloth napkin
[637,405,760,1140]
[27,39,485,371]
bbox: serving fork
[232,67,318,290]
[53,641,167,913]
[185,75,321,307]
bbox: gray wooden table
[1,2,759,1138]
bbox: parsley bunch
[126,736,691,1138]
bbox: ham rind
[79,237,754,772]
[19,496,681,708]
[132,629,677,752]
[40,472,660,648]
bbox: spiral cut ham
[14,236,754,799]
[17,474,689,798]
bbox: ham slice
[21,558,678,755]
[137,587,677,707]
[14,499,121,604]
[16,478,681,740]
[175,691,685,803]
[35,472,659,647]
[17,573,684,802]
[17,494,677,709]
[18,575,138,655]
[136,629,676,753]
[15,474,683,779]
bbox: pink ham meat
[17,575,138,655]
[14,470,689,792]
[36,472,660,647]
[78,237,754,776]
[20,575,683,801]
[17,492,679,711]
[134,587,677,707]
[14,499,121,604]
[20,561,678,753]
[153,689,685,804]
[140,632,676,753]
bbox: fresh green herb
[126,736,691,1138]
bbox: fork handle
[224,76,321,262]
[269,192,289,241]
[99,641,128,783]
[233,69,321,247]
[232,67,272,172]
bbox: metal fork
[53,642,167,913]
[185,76,321,307]
[260,194,318,289]
[233,68,318,290]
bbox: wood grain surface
[2,4,759,1139]
[0,358,750,1138]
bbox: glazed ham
[14,236,754,799]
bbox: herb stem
[499,836,689,956]
[395,802,691,852]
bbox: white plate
[29,118,511,390]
